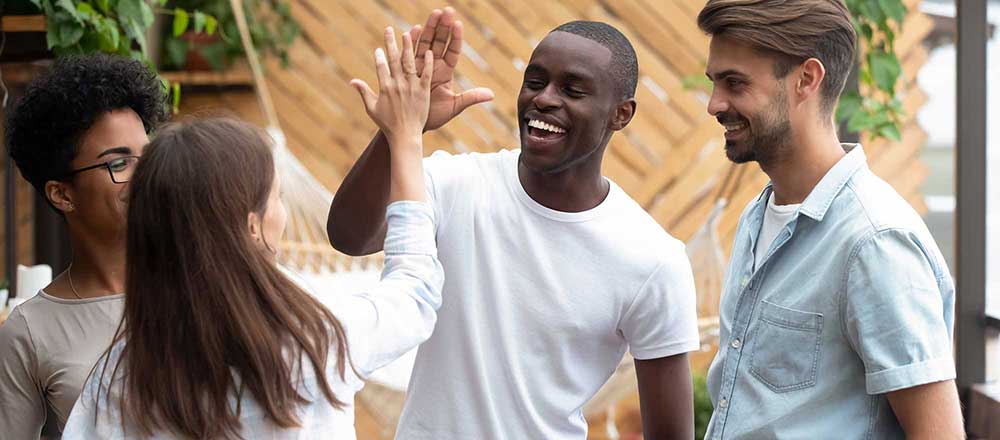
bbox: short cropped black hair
[6,53,167,195]
[552,21,639,100]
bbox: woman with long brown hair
[62,28,438,439]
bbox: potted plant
[159,0,298,71]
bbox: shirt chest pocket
[749,300,824,392]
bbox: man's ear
[795,58,826,103]
[45,180,75,214]
[610,99,637,131]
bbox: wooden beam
[1,15,46,33]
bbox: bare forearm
[388,135,426,203]
[327,131,391,256]
[888,380,964,439]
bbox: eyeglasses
[63,156,140,184]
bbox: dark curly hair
[5,53,168,197]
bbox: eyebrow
[525,64,546,75]
[564,71,596,84]
[96,146,132,158]
[706,69,748,81]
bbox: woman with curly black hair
[0,52,167,438]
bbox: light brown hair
[99,117,352,438]
[698,0,857,114]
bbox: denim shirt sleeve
[841,228,955,395]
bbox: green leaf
[205,15,218,35]
[878,123,902,141]
[79,31,101,53]
[889,98,904,114]
[116,0,144,28]
[140,2,154,27]
[878,0,907,23]
[172,8,189,37]
[56,0,83,23]
[128,20,149,58]
[128,49,144,65]
[171,82,181,113]
[869,51,902,95]
[58,21,84,46]
[46,28,61,49]
[76,2,95,19]
[860,23,873,41]
[163,37,189,69]
[836,92,863,123]
[198,41,228,71]
[193,10,206,34]
[847,110,875,133]
[97,17,120,51]
[95,0,110,13]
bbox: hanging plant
[838,0,908,141]
[159,0,298,72]
[23,0,218,111]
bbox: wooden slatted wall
[180,0,933,257]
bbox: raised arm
[327,7,493,255]
[335,28,442,374]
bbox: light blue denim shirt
[705,145,955,439]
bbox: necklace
[66,263,84,300]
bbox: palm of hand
[423,58,463,131]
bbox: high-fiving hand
[409,7,494,131]
[351,27,434,147]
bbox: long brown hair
[697,0,857,115]
[102,117,352,438]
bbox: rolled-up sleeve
[842,228,955,395]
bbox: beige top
[0,290,123,438]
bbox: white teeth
[528,119,566,134]
[723,122,747,132]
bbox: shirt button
[731,338,742,349]
[719,397,729,408]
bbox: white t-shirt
[62,202,443,440]
[396,149,700,440]
[753,192,801,271]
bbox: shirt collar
[752,143,867,222]
[798,143,867,221]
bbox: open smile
[524,118,568,150]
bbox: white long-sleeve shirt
[62,201,442,439]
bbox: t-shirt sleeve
[619,246,701,360]
[843,229,955,395]
[0,311,46,439]
[422,150,473,235]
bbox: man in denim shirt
[698,0,964,438]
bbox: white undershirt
[754,192,800,271]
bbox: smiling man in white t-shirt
[327,8,700,439]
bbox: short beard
[723,88,792,168]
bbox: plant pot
[181,31,220,71]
